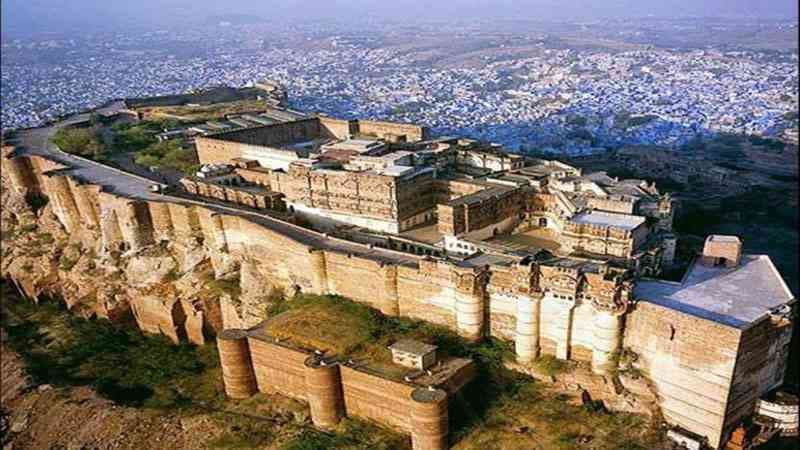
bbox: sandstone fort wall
[195,119,322,165]
[218,331,449,450]
[724,315,793,442]
[3,148,791,449]
[624,301,741,448]
[353,119,427,141]
[318,117,351,139]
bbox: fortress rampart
[2,146,794,449]
[216,329,452,450]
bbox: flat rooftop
[570,211,646,231]
[322,138,384,153]
[390,339,437,356]
[448,184,515,206]
[253,295,474,385]
[634,255,795,329]
[542,256,606,273]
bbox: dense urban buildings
[3,20,798,154]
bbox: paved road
[13,112,422,267]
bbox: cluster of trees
[51,119,198,174]
[111,123,157,153]
[134,139,199,175]
[50,127,107,160]
[110,119,180,153]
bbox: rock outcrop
[1,165,228,344]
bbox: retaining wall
[218,331,450,450]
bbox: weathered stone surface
[125,255,178,287]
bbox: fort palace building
[182,115,795,449]
[3,109,793,450]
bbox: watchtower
[701,235,742,268]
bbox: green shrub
[534,354,568,377]
[1,289,223,409]
[51,127,106,159]
[134,140,198,173]
[24,193,49,213]
[112,124,157,153]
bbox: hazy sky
[3,0,798,37]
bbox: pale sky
[3,0,798,37]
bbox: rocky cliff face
[1,144,412,345]
[0,174,234,344]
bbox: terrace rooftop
[634,254,795,328]
[570,211,646,230]
[253,295,474,385]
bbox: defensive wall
[180,177,286,211]
[2,146,794,449]
[3,146,635,365]
[195,117,428,166]
[217,328,455,450]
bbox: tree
[134,153,161,168]
[134,140,198,173]
[51,128,105,159]
[113,125,157,153]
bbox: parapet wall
[353,119,428,142]
[195,117,428,166]
[180,178,285,211]
[219,331,450,450]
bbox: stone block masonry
[217,329,451,450]
[217,329,258,399]
[624,302,742,448]
[2,146,794,450]
[304,356,345,429]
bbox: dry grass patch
[263,296,379,355]
[138,100,267,123]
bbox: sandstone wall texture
[279,163,436,228]
[723,314,793,440]
[318,117,351,139]
[353,119,428,142]
[217,329,258,399]
[2,147,792,450]
[624,301,742,449]
[180,178,286,211]
[437,186,527,237]
[220,331,449,450]
[195,118,426,166]
[247,336,310,400]
[304,357,345,429]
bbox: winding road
[13,107,425,268]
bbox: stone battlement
[217,328,461,450]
